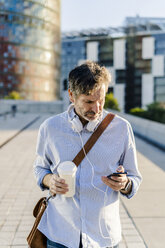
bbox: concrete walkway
[0,113,40,148]
[122,137,165,248]
[0,113,164,248]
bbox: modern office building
[0,0,61,101]
[125,16,165,111]
[62,16,165,112]
[61,38,86,92]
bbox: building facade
[0,0,61,101]
[62,17,165,112]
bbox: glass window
[3,52,8,58]
[155,77,165,85]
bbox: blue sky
[61,0,165,31]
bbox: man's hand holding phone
[101,165,129,192]
[107,172,127,179]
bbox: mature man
[34,61,142,248]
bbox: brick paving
[0,114,147,248]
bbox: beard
[83,110,101,121]
[74,105,103,124]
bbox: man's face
[69,84,106,124]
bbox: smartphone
[107,172,127,179]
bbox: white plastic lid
[57,161,77,175]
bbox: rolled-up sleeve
[33,125,52,190]
[120,122,142,199]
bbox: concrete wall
[86,41,99,62]
[113,39,126,69]
[142,74,154,108]
[114,84,125,112]
[152,55,165,77]
[112,110,165,150]
[142,37,154,59]
[0,100,63,114]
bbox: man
[34,61,142,248]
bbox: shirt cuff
[37,169,52,191]
[120,177,139,199]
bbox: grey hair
[68,61,111,96]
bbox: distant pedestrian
[34,61,142,248]
[11,104,17,117]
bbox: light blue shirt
[34,106,142,248]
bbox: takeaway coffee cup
[57,161,77,197]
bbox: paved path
[122,137,165,248]
[0,114,164,248]
[0,115,50,248]
[0,113,40,148]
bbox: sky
[61,0,165,32]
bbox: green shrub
[146,102,165,123]
[129,102,165,124]
[129,107,146,117]
[4,91,23,100]
[104,92,120,111]
[130,107,145,114]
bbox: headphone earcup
[71,117,83,133]
[86,120,99,132]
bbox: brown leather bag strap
[72,113,115,167]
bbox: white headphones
[68,104,101,133]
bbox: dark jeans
[47,238,119,248]
[47,239,82,248]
